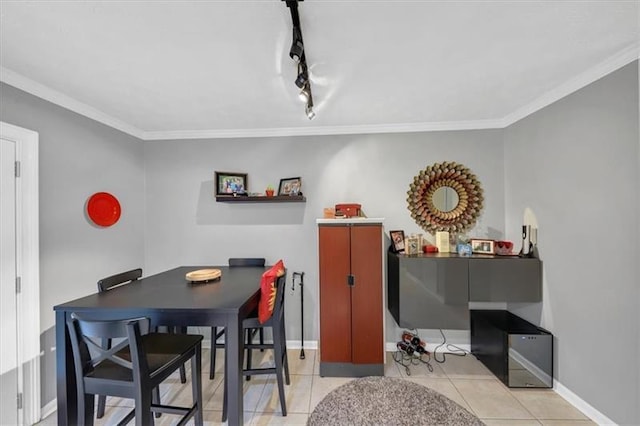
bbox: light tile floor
[38,349,595,426]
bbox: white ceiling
[1,1,638,140]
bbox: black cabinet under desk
[470,310,553,388]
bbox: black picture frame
[215,171,248,196]
[277,177,302,196]
[389,230,406,253]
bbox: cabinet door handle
[347,274,355,287]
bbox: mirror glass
[432,186,459,212]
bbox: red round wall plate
[87,192,121,227]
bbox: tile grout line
[444,375,480,418]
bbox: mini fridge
[470,310,553,388]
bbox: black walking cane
[292,272,305,359]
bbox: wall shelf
[215,195,306,203]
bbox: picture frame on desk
[389,230,405,253]
[471,239,494,254]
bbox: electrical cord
[433,328,468,363]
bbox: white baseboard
[202,339,319,351]
[207,339,466,354]
[41,398,57,421]
[554,381,616,425]
[207,339,464,354]
[285,340,318,350]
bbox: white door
[0,137,19,425]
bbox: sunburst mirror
[407,161,484,235]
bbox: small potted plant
[265,185,275,197]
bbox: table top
[54,265,267,314]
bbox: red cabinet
[318,222,384,376]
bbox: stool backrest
[228,258,265,267]
[272,270,288,322]
[97,268,143,292]
[67,314,151,393]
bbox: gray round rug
[308,376,484,426]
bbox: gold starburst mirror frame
[407,161,484,235]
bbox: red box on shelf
[335,203,361,218]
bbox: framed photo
[405,236,422,255]
[389,230,406,253]
[215,171,247,196]
[278,177,302,196]
[471,239,495,254]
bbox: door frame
[0,122,40,425]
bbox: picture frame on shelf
[389,230,406,253]
[278,177,302,196]
[471,239,495,254]
[215,171,248,196]
[405,236,422,255]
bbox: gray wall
[504,62,639,424]
[143,130,505,345]
[0,82,146,406]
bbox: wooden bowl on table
[185,269,222,283]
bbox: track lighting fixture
[289,27,304,63]
[302,82,315,120]
[285,0,316,120]
[298,81,312,103]
[305,103,315,120]
[298,86,310,103]
[295,63,308,89]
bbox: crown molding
[502,43,640,127]
[141,119,504,140]
[0,67,145,139]
[2,43,638,141]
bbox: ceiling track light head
[305,104,315,120]
[295,63,308,88]
[289,27,304,62]
[290,42,303,63]
[299,83,314,116]
[298,86,310,103]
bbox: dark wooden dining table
[54,265,267,426]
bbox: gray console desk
[387,252,542,330]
